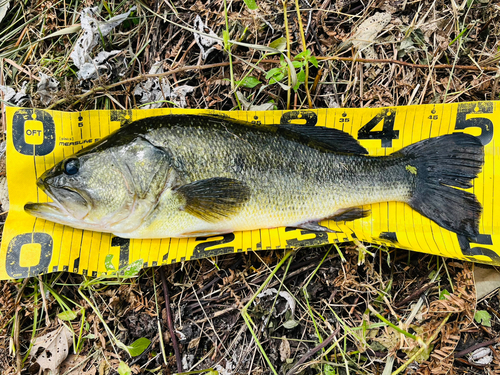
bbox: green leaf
[104,254,116,272]
[283,320,299,329]
[265,67,282,80]
[269,72,285,84]
[292,61,303,69]
[404,343,434,362]
[309,55,319,68]
[296,69,306,83]
[324,364,336,375]
[122,259,143,278]
[58,310,77,321]
[269,37,287,52]
[428,270,441,281]
[128,337,151,357]
[439,289,450,300]
[243,0,258,10]
[474,310,492,327]
[236,76,261,88]
[117,361,132,375]
[294,50,307,61]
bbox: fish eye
[63,158,80,175]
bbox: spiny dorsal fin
[277,125,369,155]
[177,177,250,222]
[200,114,368,155]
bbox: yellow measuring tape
[0,102,498,280]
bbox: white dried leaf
[279,336,291,362]
[236,91,274,111]
[193,15,222,60]
[133,62,171,109]
[78,50,122,80]
[0,85,15,102]
[134,62,194,108]
[0,82,28,106]
[214,362,234,375]
[37,73,59,106]
[30,325,73,374]
[327,97,340,108]
[0,176,8,212]
[469,347,493,365]
[171,85,195,108]
[181,354,194,370]
[70,6,135,79]
[0,0,9,24]
[256,288,296,317]
[0,141,5,159]
[93,50,122,64]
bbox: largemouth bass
[25,114,484,239]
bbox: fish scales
[131,116,411,237]
[25,114,484,239]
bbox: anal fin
[329,207,371,222]
[294,221,337,233]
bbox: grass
[1,0,500,374]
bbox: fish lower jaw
[24,202,103,232]
[25,202,69,219]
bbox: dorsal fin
[200,113,368,155]
[277,125,368,155]
[176,114,369,155]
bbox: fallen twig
[159,266,182,373]
[285,327,341,375]
[394,282,435,308]
[454,338,500,358]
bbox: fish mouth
[24,201,70,219]
[25,178,90,220]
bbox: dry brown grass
[1,0,500,374]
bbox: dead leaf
[0,82,29,106]
[134,62,194,109]
[70,6,135,80]
[59,354,96,375]
[474,264,500,300]
[236,91,274,111]
[30,324,73,374]
[279,336,290,362]
[338,12,391,58]
[37,73,59,106]
[0,0,9,24]
[193,15,222,60]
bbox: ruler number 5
[454,103,494,146]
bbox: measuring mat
[1,102,498,280]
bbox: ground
[0,0,500,374]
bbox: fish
[24,114,484,239]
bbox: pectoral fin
[177,177,251,222]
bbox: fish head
[25,149,137,232]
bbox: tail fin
[399,133,484,238]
